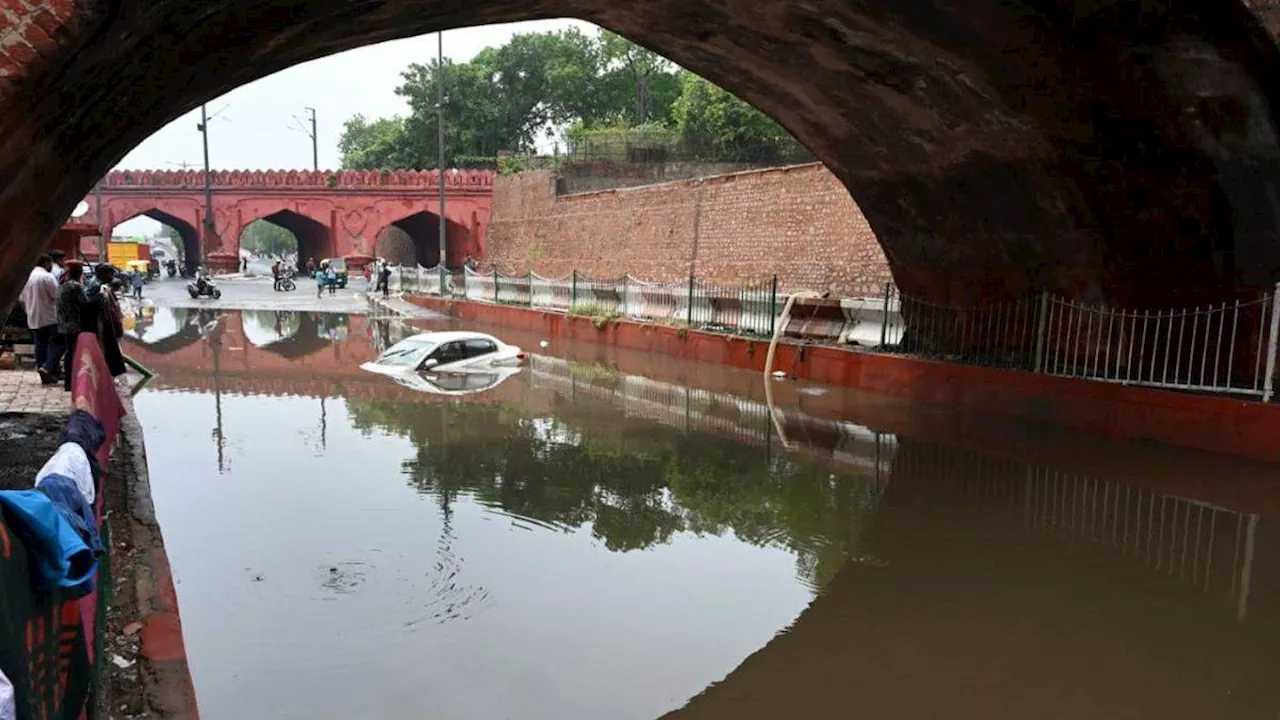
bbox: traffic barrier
[784,297,849,343]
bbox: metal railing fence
[382,263,1280,402]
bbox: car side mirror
[419,358,438,371]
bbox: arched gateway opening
[239,211,331,270]
[374,212,471,269]
[116,210,199,275]
[4,3,1280,313]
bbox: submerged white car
[360,331,525,394]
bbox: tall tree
[339,115,408,170]
[672,71,810,163]
[335,28,807,170]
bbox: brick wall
[486,163,891,295]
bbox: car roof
[398,331,501,345]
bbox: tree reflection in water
[348,393,883,591]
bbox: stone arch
[108,207,201,274]
[4,3,1280,314]
[238,209,333,268]
[373,211,470,268]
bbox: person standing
[363,264,373,293]
[272,260,282,291]
[242,256,249,273]
[306,257,316,277]
[325,264,338,296]
[50,250,67,283]
[55,262,89,391]
[315,261,327,298]
[130,268,144,299]
[379,261,392,299]
[19,255,60,384]
[82,265,127,378]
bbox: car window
[464,339,497,358]
[378,340,435,367]
[427,341,468,365]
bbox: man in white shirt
[18,255,61,384]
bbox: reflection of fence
[386,265,1280,402]
[526,354,896,483]
[1024,467,1259,620]
[888,441,1261,621]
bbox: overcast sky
[115,19,589,236]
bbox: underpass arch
[110,209,200,274]
[3,4,1280,313]
[373,211,471,268]
[237,210,333,268]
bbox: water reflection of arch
[123,307,207,354]
[246,311,332,360]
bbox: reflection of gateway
[360,331,525,396]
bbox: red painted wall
[407,296,1280,465]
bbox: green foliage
[338,115,409,170]
[240,219,296,257]
[672,71,812,163]
[497,155,528,175]
[337,28,807,170]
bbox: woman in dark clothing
[55,262,90,390]
[81,265,127,377]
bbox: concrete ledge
[118,394,199,719]
[406,295,1280,465]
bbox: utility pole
[197,104,213,266]
[94,181,104,262]
[309,107,318,171]
[437,31,447,278]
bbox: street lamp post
[197,104,214,267]
[437,31,447,293]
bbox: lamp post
[437,31,447,292]
[197,104,214,266]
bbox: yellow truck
[105,240,152,267]
[106,241,155,280]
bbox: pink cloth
[68,332,126,678]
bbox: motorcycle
[187,276,222,299]
[165,260,177,278]
[277,275,297,292]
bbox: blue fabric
[36,474,103,556]
[0,491,96,596]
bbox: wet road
[132,273,371,313]
[124,309,1280,719]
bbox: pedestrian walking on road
[242,257,249,273]
[306,257,316,277]
[315,263,327,298]
[325,265,338,296]
[379,262,392,299]
[130,269,144,300]
[363,264,373,293]
[19,255,61,385]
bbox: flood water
[125,308,1280,719]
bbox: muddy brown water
[126,309,1280,719]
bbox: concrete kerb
[116,389,200,719]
